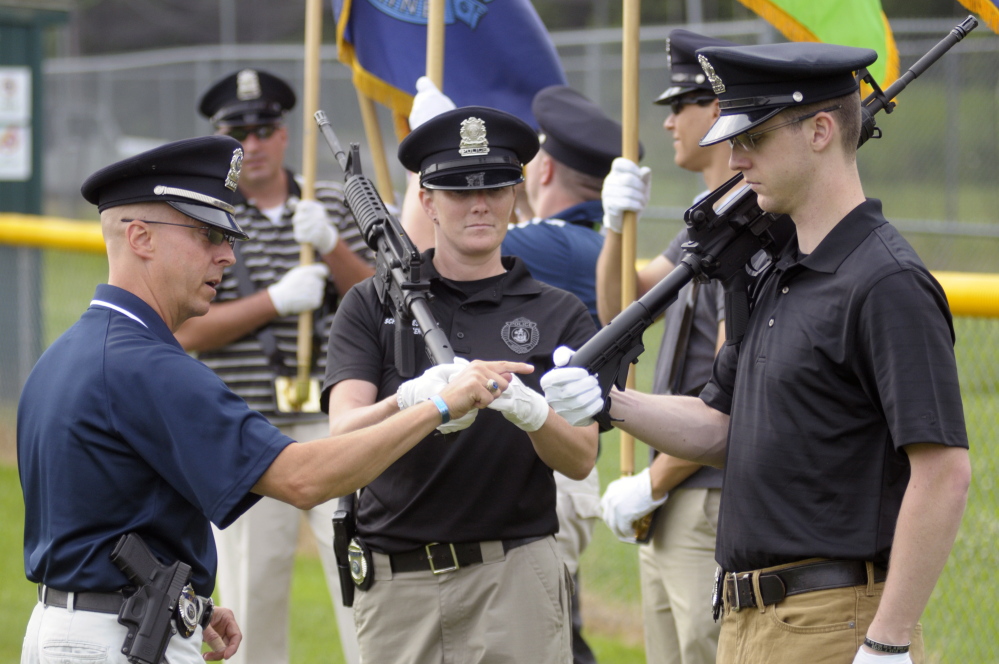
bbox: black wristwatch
[864,636,910,654]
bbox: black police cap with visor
[695,41,878,147]
[398,106,539,190]
[198,68,296,128]
[532,85,643,180]
[80,135,248,240]
[654,29,738,106]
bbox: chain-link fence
[0,16,996,660]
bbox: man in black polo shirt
[323,106,599,664]
[543,42,970,664]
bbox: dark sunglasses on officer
[668,94,716,117]
[221,124,279,142]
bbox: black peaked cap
[532,85,643,179]
[399,106,539,190]
[198,69,296,127]
[697,41,878,146]
[655,29,738,105]
[80,135,248,239]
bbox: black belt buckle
[426,542,460,574]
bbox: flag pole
[355,91,396,201]
[426,0,445,88]
[290,0,323,409]
[619,0,641,477]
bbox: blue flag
[333,0,567,128]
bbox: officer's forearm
[611,389,728,468]
[528,415,598,480]
[866,444,970,647]
[174,291,278,351]
[321,239,374,296]
[648,453,703,500]
[256,399,445,507]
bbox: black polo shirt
[323,251,596,553]
[700,199,967,572]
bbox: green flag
[736,0,899,87]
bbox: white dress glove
[292,199,339,255]
[487,374,549,432]
[539,346,605,427]
[601,157,652,234]
[852,646,912,664]
[266,263,330,317]
[397,358,477,435]
[600,468,668,540]
[409,76,456,131]
[397,358,469,410]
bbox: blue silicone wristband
[429,395,451,424]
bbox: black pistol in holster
[110,532,210,664]
[333,493,374,607]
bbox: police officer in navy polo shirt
[17,135,519,664]
[324,106,599,664]
[545,42,970,664]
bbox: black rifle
[571,17,979,420]
[314,110,455,377]
[110,533,192,664]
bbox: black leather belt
[390,536,545,574]
[38,585,125,614]
[725,560,887,610]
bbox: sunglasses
[668,95,716,116]
[728,105,843,152]
[222,124,279,142]
[121,218,236,249]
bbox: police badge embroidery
[698,54,725,95]
[501,317,539,354]
[459,117,489,156]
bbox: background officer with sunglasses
[174,69,373,664]
[546,41,970,664]
[592,29,737,664]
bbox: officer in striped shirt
[174,68,372,664]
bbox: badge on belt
[347,538,374,590]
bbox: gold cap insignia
[225,148,243,191]
[236,69,261,101]
[459,117,489,157]
[698,55,725,95]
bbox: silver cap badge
[236,69,261,101]
[459,117,489,157]
[698,55,725,95]
[225,148,243,191]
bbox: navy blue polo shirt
[700,199,968,572]
[18,284,292,595]
[502,200,604,328]
[323,252,596,553]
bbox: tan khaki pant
[353,536,572,664]
[638,487,722,664]
[716,559,924,664]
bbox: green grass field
[1,248,997,661]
